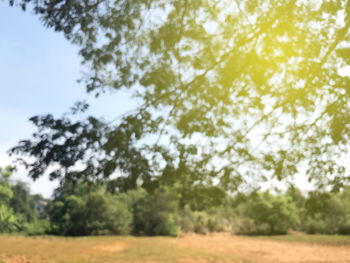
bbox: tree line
[2,166,350,236]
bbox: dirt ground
[174,234,350,263]
[1,234,350,263]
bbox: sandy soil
[93,242,129,252]
[175,234,350,263]
[2,255,28,263]
[2,234,350,263]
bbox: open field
[1,234,350,263]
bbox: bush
[23,220,51,235]
[207,216,222,232]
[232,216,256,235]
[302,191,350,235]
[177,209,209,234]
[185,211,208,235]
[234,192,299,235]
[154,214,179,236]
[338,223,350,235]
[130,188,180,236]
[210,204,237,233]
[303,215,329,234]
[178,208,229,234]
[177,206,195,233]
[49,191,133,236]
[84,192,133,235]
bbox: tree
[0,167,16,232]
[236,191,299,235]
[127,187,180,236]
[8,0,350,196]
[48,179,132,236]
[302,189,350,234]
[10,182,38,223]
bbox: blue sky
[0,3,135,197]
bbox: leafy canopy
[9,0,350,194]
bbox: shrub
[177,205,232,234]
[192,212,209,235]
[49,191,133,236]
[154,214,179,236]
[235,192,299,235]
[84,192,133,235]
[23,220,51,235]
[232,216,256,235]
[304,215,329,234]
[302,192,350,235]
[122,188,180,236]
[177,206,195,233]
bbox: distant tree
[239,191,299,235]
[125,188,180,236]
[303,190,350,234]
[8,0,350,194]
[0,167,16,232]
[286,186,305,209]
[49,180,132,236]
[84,192,132,235]
[10,182,38,222]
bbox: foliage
[0,166,50,234]
[49,181,132,236]
[178,205,232,234]
[0,167,16,232]
[42,184,350,236]
[124,188,180,236]
[48,185,180,236]
[10,182,37,222]
[7,0,350,199]
[85,192,132,235]
[302,189,350,234]
[10,182,49,234]
[22,219,51,236]
[4,165,350,237]
[234,191,300,235]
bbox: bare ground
[2,234,350,263]
[93,242,129,253]
[174,234,350,263]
